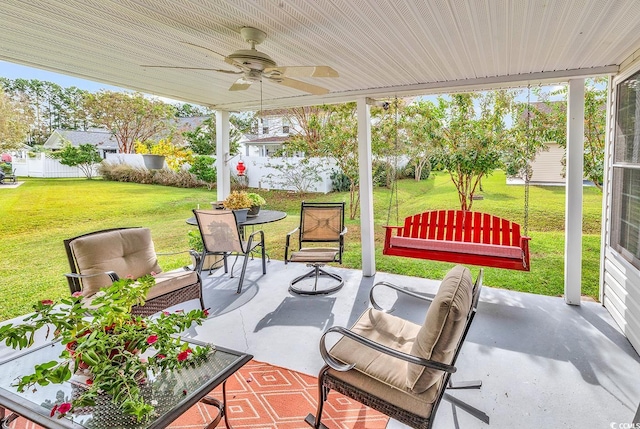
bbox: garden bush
[402,158,431,180]
[99,162,205,188]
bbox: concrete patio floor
[2,257,639,428]
[181,257,640,429]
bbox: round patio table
[186,210,287,226]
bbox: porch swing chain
[524,85,531,237]
[386,98,400,226]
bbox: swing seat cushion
[389,236,523,260]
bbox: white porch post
[216,110,231,202]
[357,97,376,276]
[564,79,585,305]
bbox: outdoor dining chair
[193,209,267,294]
[284,201,347,295]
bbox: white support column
[357,97,376,276]
[215,110,231,202]
[564,79,585,305]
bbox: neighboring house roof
[43,129,118,150]
[43,117,210,151]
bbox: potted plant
[222,191,252,223]
[0,275,210,423]
[135,139,167,170]
[246,192,266,217]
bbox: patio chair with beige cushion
[306,265,488,429]
[285,202,347,295]
[64,227,204,317]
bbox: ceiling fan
[142,27,338,95]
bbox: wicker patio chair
[306,265,488,429]
[285,201,347,295]
[192,209,266,294]
[64,227,204,317]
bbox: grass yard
[0,171,603,321]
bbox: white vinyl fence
[12,153,94,178]
[13,153,336,193]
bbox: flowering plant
[0,275,210,422]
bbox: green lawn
[0,171,603,321]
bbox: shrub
[372,159,394,188]
[402,158,432,180]
[189,156,216,189]
[330,169,351,192]
[98,163,205,188]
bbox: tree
[182,114,253,156]
[529,78,607,190]
[435,91,512,211]
[52,142,102,179]
[83,91,176,153]
[0,87,33,151]
[402,99,446,181]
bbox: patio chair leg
[305,368,331,429]
[237,253,250,294]
[261,243,267,274]
[442,392,490,424]
[448,380,482,389]
[289,265,344,295]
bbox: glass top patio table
[0,339,251,429]
[186,209,287,226]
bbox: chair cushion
[146,269,199,300]
[407,265,473,393]
[69,228,162,297]
[290,248,339,263]
[328,308,440,417]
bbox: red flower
[182,389,187,395]
[146,335,158,345]
[156,354,166,360]
[57,402,71,414]
[71,291,83,298]
[41,300,54,306]
[126,274,134,279]
[203,309,210,317]
[177,349,192,362]
[86,379,93,385]
[50,404,58,417]
[162,311,170,316]
[150,271,157,276]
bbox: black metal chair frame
[285,202,347,295]
[306,270,488,429]
[193,209,266,294]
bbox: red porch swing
[380,96,532,271]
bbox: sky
[0,60,127,92]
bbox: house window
[262,126,269,135]
[611,70,640,269]
[282,125,290,134]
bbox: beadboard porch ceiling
[1,0,638,110]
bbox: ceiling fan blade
[141,65,241,74]
[229,77,254,91]
[273,77,330,95]
[180,42,227,60]
[264,66,339,78]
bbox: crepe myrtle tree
[82,91,176,154]
[52,142,103,179]
[434,91,513,211]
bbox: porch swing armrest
[369,281,435,312]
